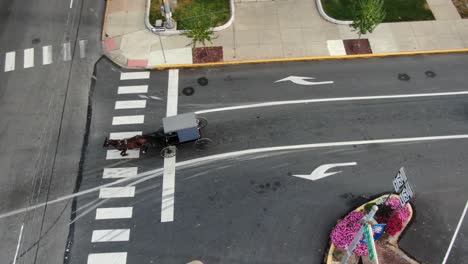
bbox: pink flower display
[376,197,411,235]
[330,211,369,256]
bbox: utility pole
[340,205,379,264]
[162,0,175,29]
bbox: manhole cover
[398,73,410,81]
[182,87,195,96]
[425,71,436,78]
[197,77,208,86]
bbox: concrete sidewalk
[102,0,468,68]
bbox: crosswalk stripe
[109,131,142,140]
[112,115,144,125]
[115,100,147,109]
[42,46,53,65]
[87,253,127,264]
[99,187,135,198]
[103,167,138,178]
[4,52,15,72]
[23,48,34,68]
[117,85,148,94]
[96,207,133,220]
[79,39,87,59]
[91,229,130,242]
[106,149,140,159]
[62,42,71,61]
[120,72,150,80]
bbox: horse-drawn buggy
[103,112,211,158]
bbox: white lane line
[115,100,147,109]
[103,167,138,178]
[96,207,133,220]
[106,149,140,159]
[42,46,52,65]
[442,200,468,264]
[4,134,468,219]
[91,229,130,242]
[161,69,179,223]
[99,187,135,198]
[79,39,87,59]
[118,85,148,94]
[87,252,127,264]
[112,115,144,125]
[23,48,34,68]
[166,69,179,116]
[120,72,150,80]
[62,42,71,61]
[195,91,468,114]
[109,131,142,140]
[12,224,24,264]
[4,52,15,72]
[161,155,176,222]
[69,0,73,8]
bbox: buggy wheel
[196,117,208,129]
[160,146,177,158]
[194,138,212,150]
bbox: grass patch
[149,0,230,29]
[322,0,435,22]
[451,0,468,18]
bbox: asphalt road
[0,0,104,263]
[67,53,468,264]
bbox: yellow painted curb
[153,48,468,70]
[101,0,111,40]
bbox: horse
[103,135,154,156]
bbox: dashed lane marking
[95,207,133,220]
[114,100,147,109]
[23,48,34,68]
[4,52,15,72]
[99,187,135,198]
[109,132,142,140]
[117,85,148,94]
[42,46,52,65]
[106,149,140,159]
[87,252,127,264]
[102,167,139,178]
[120,72,150,80]
[91,229,130,242]
[112,115,144,125]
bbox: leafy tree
[350,0,386,39]
[179,4,217,48]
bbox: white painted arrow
[275,76,333,86]
[293,162,357,181]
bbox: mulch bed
[343,39,373,55]
[192,46,223,63]
[451,0,468,18]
